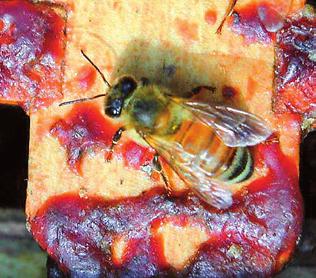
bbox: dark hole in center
[300,130,316,218]
[0,104,29,208]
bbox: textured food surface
[274,11,316,114]
[0,0,65,113]
[32,142,302,277]
[0,0,308,277]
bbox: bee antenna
[81,50,111,88]
[59,94,106,107]
[58,51,112,107]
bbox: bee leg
[106,127,125,162]
[152,153,172,197]
[191,85,216,96]
[175,85,216,99]
[165,85,216,99]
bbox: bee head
[105,76,137,118]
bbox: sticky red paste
[0,0,65,112]
[230,2,284,44]
[31,141,303,277]
[50,103,155,174]
[118,140,155,170]
[50,103,116,175]
[274,15,316,114]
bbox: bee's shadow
[110,39,234,105]
[112,39,258,108]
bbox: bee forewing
[184,102,272,147]
[191,180,233,210]
[142,133,233,210]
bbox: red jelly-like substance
[230,3,284,44]
[51,103,155,174]
[0,0,65,112]
[31,142,303,277]
[118,140,155,170]
[50,103,117,175]
[274,15,316,114]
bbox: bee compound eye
[105,98,123,117]
[120,76,137,97]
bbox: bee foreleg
[106,127,125,162]
[152,154,172,196]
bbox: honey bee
[60,51,272,209]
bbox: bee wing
[142,133,233,209]
[184,101,272,147]
[191,179,233,210]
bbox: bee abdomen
[217,147,253,183]
[174,120,253,184]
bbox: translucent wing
[184,101,272,147]
[142,133,233,209]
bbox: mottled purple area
[274,14,316,113]
[0,0,65,112]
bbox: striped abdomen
[172,120,253,184]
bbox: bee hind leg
[190,85,216,96]
[174,85,216,99]
[152,153,172,197]
[106,127,125,162]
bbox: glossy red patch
[230,3,284,44]
[274,15,316,114]
[50,103,155,174]
[118,140,155,170]
[50,103,117,175]
[0,0,65,112]
[31,141,303,277]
